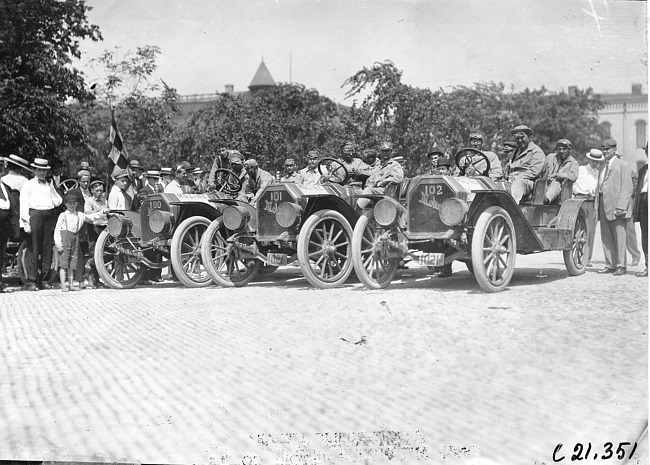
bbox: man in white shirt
[298,150,326,185]
[0,159,16,292]
[19,158,63,290]
[107,172,132,210]
[164,161,192,194]
[574,149,604,266]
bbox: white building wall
[599,101,648,171]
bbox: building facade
[597,83,648,171]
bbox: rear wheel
[297,210,354,288]
[563,210,588,276]
[201,218,260,287]
[94,230,145,289]
[351,214,400,289]
[170,216,213,287]
[471,206,516,292]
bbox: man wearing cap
[19,158,63,290]
[129,159,145,192]
[325,141,371,189]
[241,159,274,206]
[279,158,302,183]
[464,132,503,181]
[356,142,404,209]
[595,138,634,276]
[426,147,446,174]
[164,161,193,194]
[633,143,648,277]
[504,125,545,203]
[298,150,326,185]
[207,148,233,191]
[574,149,605,266]
[541,139,579,204]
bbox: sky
[78,0,648,104]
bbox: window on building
[636,120,647,148]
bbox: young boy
[54,193,87,291]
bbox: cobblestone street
[0,231,647,465]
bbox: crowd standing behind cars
[0,127,647,292]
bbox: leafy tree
[64,45,181,175]
[0,0,101,161]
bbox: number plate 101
[415,253,445,266]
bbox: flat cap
[426,147,445,158]
[129,159,141,168]
[113,171,129,180]
[284,158,296,166]
[77,169,91,179]
[175,161,192,172]
[555,138,572,149]
[379,141,393,151]
[244,159,258,168]
[228,151,244,164]
[503,141,518,149]
[601,138,617,148]
[343,142,354,151]
[469,132,484,140]
[511,125,533,135]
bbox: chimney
[225,84,234,93]
[567,86,578,97]
[632,83,642,95]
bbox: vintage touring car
[351,148,592,293]
[94,178,238,289]
[200,158,364,289]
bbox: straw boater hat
[30,158,51,170]
[7,154,31,171]
[146,170,160,177]
[586,149,604,161]
[160,167,173,176]
[192,167,204,175]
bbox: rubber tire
[94,229,145,289]
[170,216,213,288]
[471,206,517,293]
[563,210,588,276]
[200,218,260,287]
[351,214,399,289]
[297,209,354,289]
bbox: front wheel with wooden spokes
[563,210,588,276]
[94,230,145,289]
[351,213,400,289]
[200,218,260,287]
[471,206,517,293]
[297,209,354,288]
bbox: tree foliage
[0,0,101,161]
[64,45,181,176]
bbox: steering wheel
[60,178,78,193]
[213,169,243,196]
[454,147,491,177]
[318,157,349,185]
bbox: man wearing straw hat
[574,149,605,266]
[19,158,63,290]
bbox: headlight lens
[223,206,250,230]
[439,198,468,226]
[374,199,400,226]
[107,216,132,237]
[275,202,302,228]
[149,210,173,235]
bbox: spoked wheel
[563,210,588,276]
[297,209,354,288]
[94,230,145,289]
[351,214,400,289]
[200,218,260,287]
[471,206,517,292]
[170,216,213,287]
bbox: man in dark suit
[633,143,648,277]
[595,139,634,276]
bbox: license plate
[267,253,288,266]
[415,252,444,266]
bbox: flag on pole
[108,107,130,178]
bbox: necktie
[38,179,47,185]
[0,183,6,200]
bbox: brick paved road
[0,230,647,465]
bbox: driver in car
[356,142,404,209]
[459,132,503,180]
[504,124,545,204]
[323,141,371,191]
[240,159,274,207]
